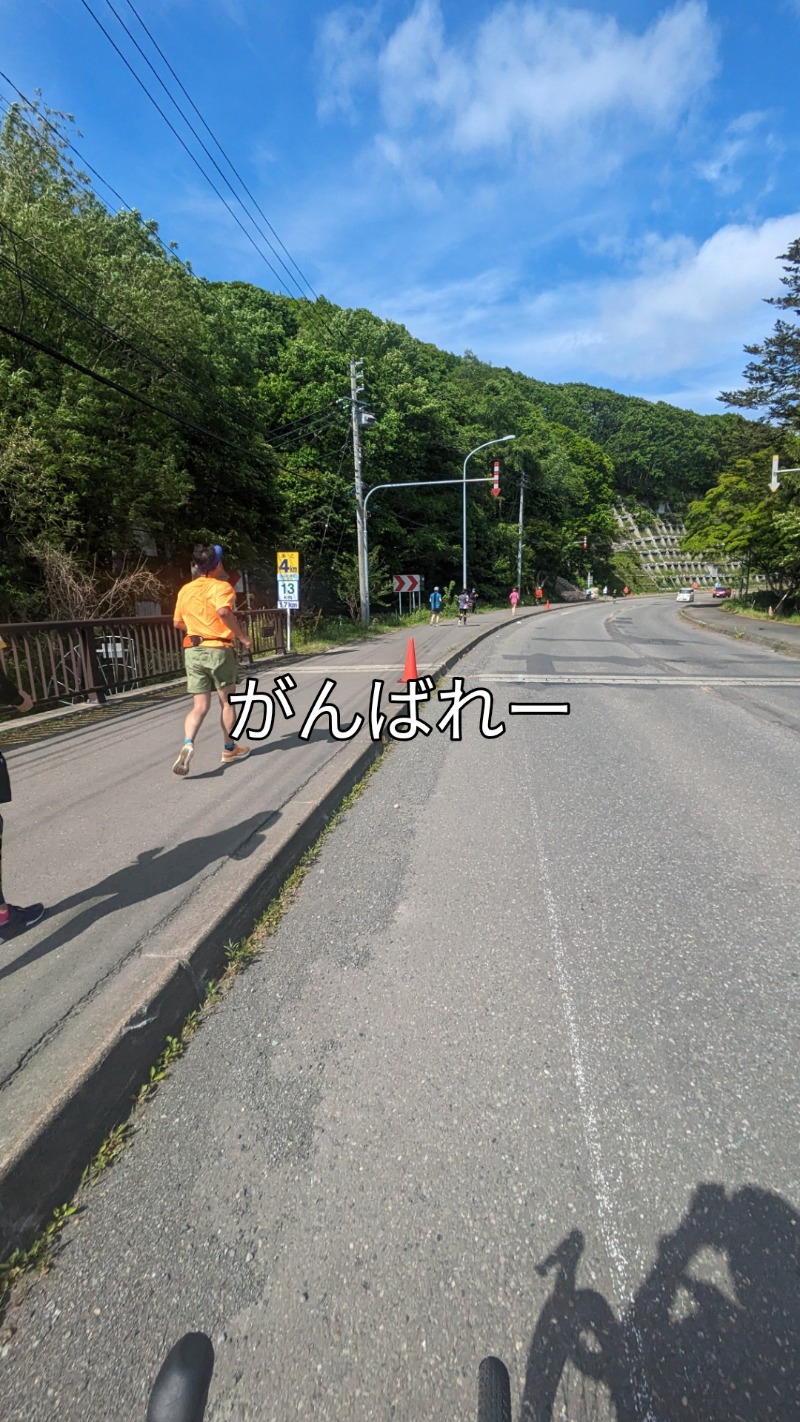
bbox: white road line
[474,675,800,686]
[523,748,657,1421]
[508,702,570,714]
[287,665,430,674]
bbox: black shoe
[0,903,45,943]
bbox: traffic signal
[492,459,501,497]
[582,534,588,550]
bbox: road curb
[680,606,800,658]
[0,605,563,1258]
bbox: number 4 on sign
[278,557,291,572]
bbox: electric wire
[82,0,341,348]
[0,76,358,487]
[0,82,188,270]
[121,0,320,303]
[0,213,342,446]
[0,318,278,464]
[0,76,347,389]
[104,0,312,304]
[79,0,310,303]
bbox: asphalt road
[0,619,476,1094]
[1,598,798,1422]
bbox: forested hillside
[0,97,770,618]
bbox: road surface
[1,597,798,1421]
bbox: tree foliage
[685,239,800,608]
[0,94,764,619]
[720,240,800,428]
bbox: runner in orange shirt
[172,544,252,776]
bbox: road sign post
[393,573,420,617]
[770,454,800,492]
[277,551,300,652]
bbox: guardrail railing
[0,610,285,709]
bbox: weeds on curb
[0,1205,78,1318]
[0,748,388,1317]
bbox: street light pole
[350,358,369,624]
[517,470,525,591]
[462,435,516,590]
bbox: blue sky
[4,0,800,414]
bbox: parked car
[676,588,694,603]
[712,585,732,598]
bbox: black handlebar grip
[146,1332,215,1422]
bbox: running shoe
[220,744,251,765]
[0,902,45,942]
[172,743,195,777]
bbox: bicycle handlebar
[145,1333,215,1422]
[146,1334,512,1422]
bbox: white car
[676,588,694,603]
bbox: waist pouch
[183,636,233,649]
[0,750,11,805]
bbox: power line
[0,81,188,270]
[0,319,277,465]
[0,212,334,445]
[79,0,309,303]
[0,77,347,397]
[99,0,307,300]
[0,82,356,471]
[121,0,321,304]
[106,0,316,305]
[80,1,342,349]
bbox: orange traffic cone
[399,637,418,683]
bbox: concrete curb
[680,605,800,658]
[0,604,561,1257]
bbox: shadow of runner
[0,811,278,981]
[521,1183,800,1421]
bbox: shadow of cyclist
[0,810,277,980]
[522,1182,800,1421]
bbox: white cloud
[354,213,800,411]
[695,110,770,192]
[315,4,385,119]
[320,1,718,166]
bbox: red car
[712,586,732,598]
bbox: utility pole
[517,470,525,591]
[350,358,368,624]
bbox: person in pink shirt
[509,587,520,616]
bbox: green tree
[721,239,800,428]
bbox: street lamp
[462,436,516,590]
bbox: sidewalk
[681,600,800,658]
[0,607,544,1256]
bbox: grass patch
[727,601,800,625]
[0,1205,78,1321]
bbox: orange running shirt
[174,576,236,644]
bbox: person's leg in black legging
[0,811,44,939]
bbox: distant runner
[509,587,520,616]
[172,544,252,776]
[0,649,44,943]
[458,589,471,626]
[429,586,442,624]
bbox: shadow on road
[521,1182,800,1421]
[0,811,278,981]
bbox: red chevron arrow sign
[393,573,421,594]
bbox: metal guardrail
[0,610,285,708]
